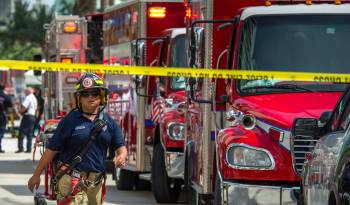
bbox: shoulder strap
[55,114,107,180]
[99,111,104,120]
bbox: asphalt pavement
[0,133,186,205]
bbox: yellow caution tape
[0,60,350,83]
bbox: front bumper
[223,181,299,205]
[165,151,184,179]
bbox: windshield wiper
[241,83,315,93]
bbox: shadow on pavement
[1,185,45,197]
[0,197,36,205]
[104,185,189,204]
[0,160,37,174]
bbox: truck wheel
[151,143,181,203]
[340,163,350,205]
[214,173,222,205]
[116,169,137,190]
[189,187,198,205]
[296,188,305,205]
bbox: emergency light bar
[186,7,192,19]
[63,21,77,33]
[148,7,166,18]
[60,58,73,63]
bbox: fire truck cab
[184,0,350,204]
[103,2,186,200]
[150,28,187,203]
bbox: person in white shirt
[16,87,37,153]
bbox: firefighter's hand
[113,154,127,168]
[114,146,127,167]
[28,174,41,193]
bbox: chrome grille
[292,119,318,175]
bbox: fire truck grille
[292,119,318,175]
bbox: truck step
[139,173,151,181]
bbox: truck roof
[105,0,183,12]
[241,4,350,20]
[52,15,81,21]
[165,28,186,38]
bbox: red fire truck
[43,15,88,119]
[184,0,350,204]
[43,13,104,119]
[103,1,186,201]
[150,28,187,203]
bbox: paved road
[0,135,187,205]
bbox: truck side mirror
[218,95,229,105]
[188,77,196,99]
[187,77,211,104]
[319,111,332,127]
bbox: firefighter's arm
[28,149,58,192]
[113,146,127,167]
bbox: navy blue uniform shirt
[47,109,124,172]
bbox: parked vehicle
[103,2,186,199]
[149,28,187,203]
[296,85,350,205]
[43,15,88,118]
[183,0,350,204]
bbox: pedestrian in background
[33,86,44,135]
[16,87,37,153]
[0,84,13,153]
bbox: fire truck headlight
[226,144,275,170]
[167,123,185,140]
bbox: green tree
[0,1,53,60]
[57,0,74,15]
[73,0,96,16]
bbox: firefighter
[27,73,127,205]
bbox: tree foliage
[57,0,74,15]
[0,0,98,60]
[0,1,53,60]
[73,0,96,16]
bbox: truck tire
[151,143,181,203]
[190,187,198,205]
[214,173,222,205]
[297,188,305,205]
[116,169,137,190]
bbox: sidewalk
[0,133,55,205]
[0,133,39,161]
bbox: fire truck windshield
[237,15,350,93]
[170,35,186,90]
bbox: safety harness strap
[54,112,106,182]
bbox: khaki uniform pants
[57,172,102,205]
